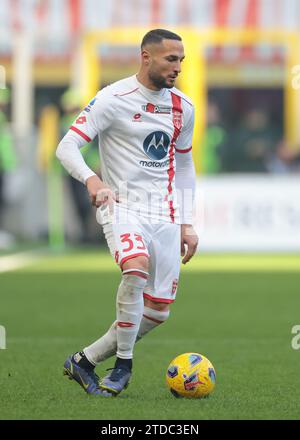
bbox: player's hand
[86,175,118,211]
[181,224,198,265]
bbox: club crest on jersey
[143,131,170,160]
[142,103,171,114]
[172,279,178,295]
[173,111,182,130]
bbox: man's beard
[148,72,173,90]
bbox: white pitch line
[0,251,42,273]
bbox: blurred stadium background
[0,0,300,254]
[1,0,300,421]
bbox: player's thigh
[102,212,150,271]
[122,256,149,274]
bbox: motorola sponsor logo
[141,131,171,167]
[139,159,170,168]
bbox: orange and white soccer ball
[166,352,216,398]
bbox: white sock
[84,320,117,364]
[84,306,169,365]
[116,274,146,359]
[137,306,170,340]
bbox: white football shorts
[96,203,181,303]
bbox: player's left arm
[175,104,199,264]
[176,151,198,264]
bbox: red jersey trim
[143,292,175,304]
[167,92,183,223]
[70,126,91,142]
[175,146,192,153]
[113,87,139,97]
[168,90,193,107]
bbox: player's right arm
[56,89,116,208]
[86,175,118,208]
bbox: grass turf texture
[1,251,300,420]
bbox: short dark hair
[141,29,182,49]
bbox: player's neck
[136,72,161,92]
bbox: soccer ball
[166,352,216,398]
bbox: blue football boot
[63,355,112,396]
[99,367,132,395]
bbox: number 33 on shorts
[114,232,149,267]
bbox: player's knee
[117,273,147,308]
[144,298,170,312]
[118,267,148,304]
[143,305,170,325]
[122,255,149,275]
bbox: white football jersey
[70,75,194,223]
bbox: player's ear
[141,48,151,66]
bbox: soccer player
[56,29,198,396]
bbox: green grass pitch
[1,250,300,420]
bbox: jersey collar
[133,75,166,100]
